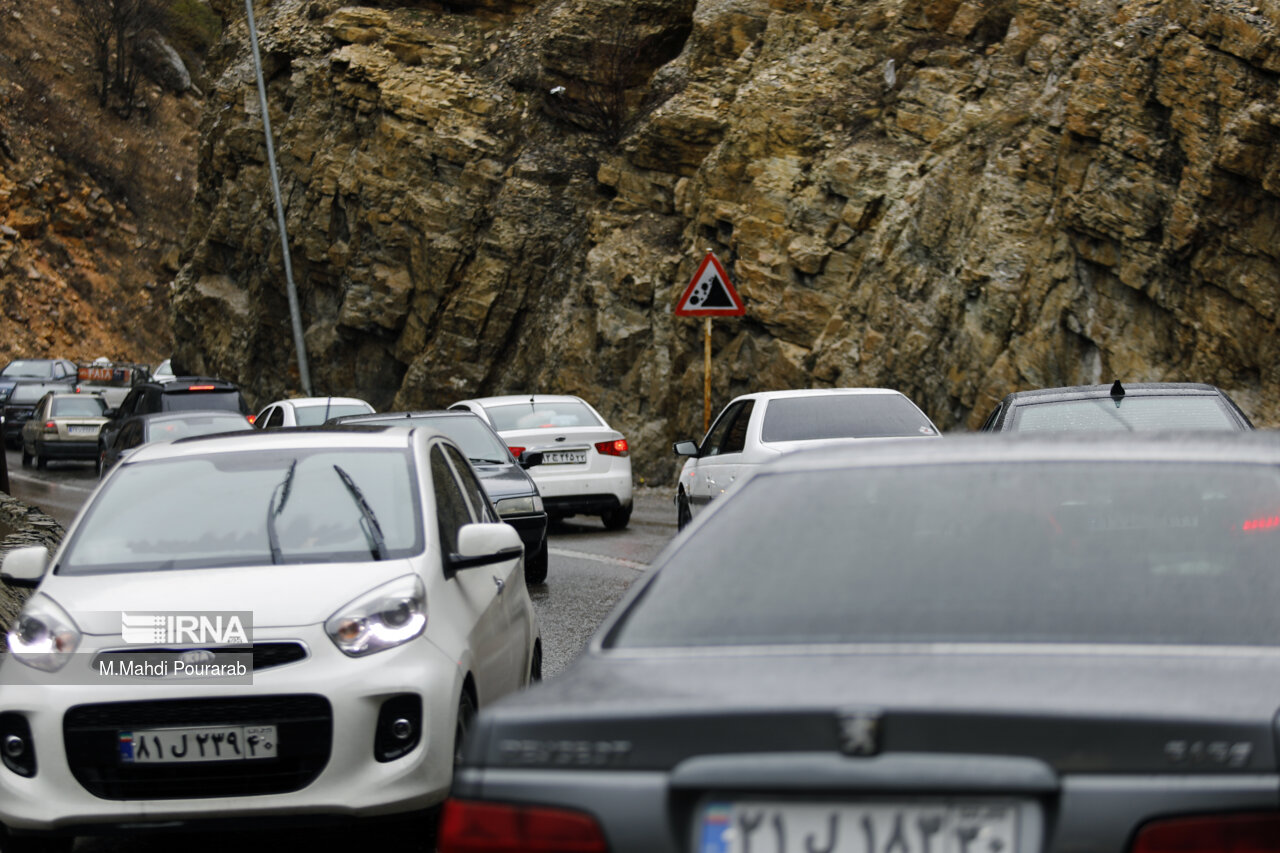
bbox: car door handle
[493,575,505,594]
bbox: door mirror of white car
[673,440,699,457]
[1,546,51,587]
[449,523,524,574]
[518,450,544,469]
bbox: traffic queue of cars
[3,365,1275,852]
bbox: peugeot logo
[836,709,881,756]
[178,649,217,667]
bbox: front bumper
[0,624,463,833]
[501,511,548,554]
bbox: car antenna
[529,394,535,409]
[323,395,332,423]
[1110,380,1125,407]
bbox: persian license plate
[697,799,1019,853]
[118,725,278,764]
[68,425,98,435]
[542,450,587,465]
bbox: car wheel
[524,541,549,585]
[454,689,477,769]
[35,452,47,470]
[601,503,632,531]
[0,831,74,853]
[20,445,31,468]
[95,452,104,478]
[677,491,692,531]
[529,643,542,684]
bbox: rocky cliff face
[175,0,1280,482]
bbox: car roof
[762,431,1280,475]
[457,394,588,406]
[119,425,427,465]
[727,388,912,403]
[1000,382,1226,405]
[333,409,478,423]
[274,396,370,408]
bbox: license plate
[68,425,98,434]
[542,450,586,465]
[118,725,278,764]
[697,800,1019,853]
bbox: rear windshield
[1011,396,1239,432]
[611,461,1280,649]
[762,394,937,442]
[484,400,602,431]
[51,397,107,417]
[161,390,246,414]
[297,403,371,426]
[148,415,250,441]
[59,448,422,573]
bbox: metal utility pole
[245,0,312,395]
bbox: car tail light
[1242,516,1280,532]
[1131,813,1280,852]
[246,414,256,425]
[187,385,216,391]
[595,439,629,457]
[43,421,57,433]
[508,446,526,459]
[438,799,608,853]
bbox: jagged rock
[176,0,1280,482]
[136,32,192,93]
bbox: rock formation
[175,0,1280,482]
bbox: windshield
[296,403,371,426]
[6,385,48,405]
[51,397,107,418]
[59,448,422,573]
[485,400,602,430]
[1,361,51,379]
[363,416,512,464]
[162,390,246,414]
[611,462,1280,649]
[761,394,937,442]
[1011,396,1239,432]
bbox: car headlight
[325,575,426,657]
[7,594,81,672]
[495,495,543,517]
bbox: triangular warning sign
[675,252,745,317]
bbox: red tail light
[44,421,57,432]
[1131,813,1280,852]
[508,446,526,459]
[187,385,216,391]
[1242,516,1280,532]
[438,799,608,853]
[594,439,629,457]
[246,414,256,425]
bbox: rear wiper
[333,464,388,561]
[266,459,298,565]
[469,456,508,465]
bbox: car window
[296,403,371,426]
[610,461,1280,649]
[761,394,936,442]
[444,445,498,523]
[2,361,52,378]
[265,407,285,429]
[408,416,510,464]
[700,401,742,457]
[718,400,755,454]
[161,390,245,414]
[117,388,142,416]
[122,421,144,448]
[979,402,1003,432]
[51,397,107,418]
[53,362,67,379]
[59,448,423,572]
[1011,396,1239,432]
[431,445,474,557]
[7,385,48,405]
[484,400,602,430]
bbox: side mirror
[1,546,51,587]
[519,450,544,469]
[448,522,524,574]
[673,440,699,457]
[104,408,117,418]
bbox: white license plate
[697,800,1019,853]
[68,425,98,434]
[542,450,586,465]
[118,725,278,764]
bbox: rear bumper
[544,495,629,518]
[36,440,99,460]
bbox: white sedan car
[673,388,940,528]
[0,427,539,849]
[450,395,633,529]
[254,396,374,428]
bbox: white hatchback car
[673,388,940,528]
[0,427,540,850]
[254,396,375,429]
[450,395,633,530]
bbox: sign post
[675,251,745,432]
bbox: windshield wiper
[333,464,388,561]
[469,456,508,465]
[266,459,298,565]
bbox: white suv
[450,395,633,530]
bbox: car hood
[39,559,419,633]
[473,462,538,501]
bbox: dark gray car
[331,410,550,583]
[443,434,1280,853]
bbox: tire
[677,491,692,531]
[95,451,104,478]
[453,689,477,769]
[524,541,549,585]
[20,445,31,468]
[529,643,542,684]
[35,452,46,470]
[601,503,632,531]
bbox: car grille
[64,694,332,800]
[92,642,309,673]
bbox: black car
[331,410,550,583]
[1,383,57,448]
[99,376,253,457]
[98,410,255,476]
[0,358,77,401]
[978,380,1253,432]
[444,433,1280,853]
